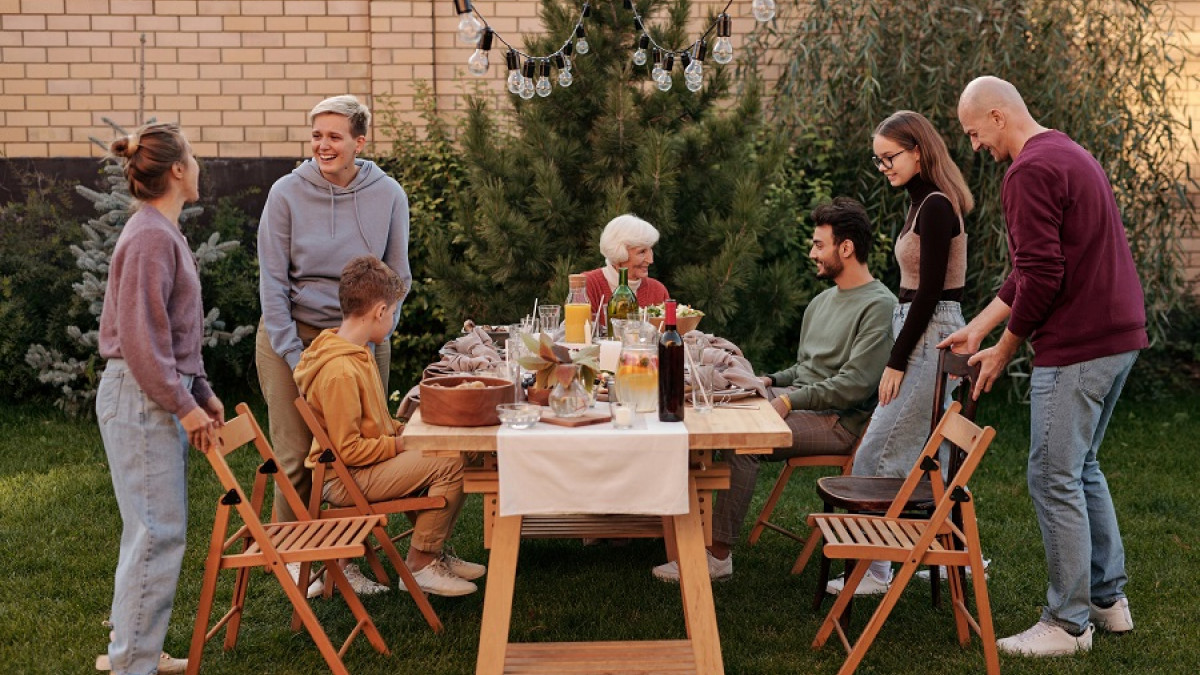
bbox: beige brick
[0,96,26,112]
[6,78,47,94]
[265,15,307,31]
[66,95,114,110]
[93,15,135,31]
[177,48,222,63]
[243,32,285,48]
[155,63,199,79]
[199,63,241,79]
[0,126,30,143]
[223,16,266,32]
[47,14,91,30]
[67,31,112,47]
[26,31,70,48]
[264,80,296,94]
[372,32,412,49]
[326,0,366,15]
[305,79,349,95]
[262,109,300,126]
[282,94,315,110]
[222,110,265,126]
[46,79,91,95]
[284,62,326,79]
[69,62,113,78]
[198,32,241,48]
[110,0,152,12]
[86,47,136,62]
[217,141,262,157]
[28,127,73,143]
[109,94,142,112]
[285,0,326,14]
[50,110,92,126]
[179,16,222,31]
[4,142,50,157]
[189,140,218,155]
[264,47,307,63]
[198,95,239,110]
[157,0,198,14]
[155,32,199,48]
[0,0,17,11]
[135,16,180,32]
[153,95,197,110]
[241,94,284,109]
[141,47,178,63]
[201,126,245,142]
[285,32,326,47]
[197,0,239,14]
[91,78,136,94]
[371,1,412,16]
[327,62,368,78]
[144,79,179,95]
[327,32,367,47]
[4,46,47,62]
[0,63,24,78]
[261,141,303,156]
[370,16,389,32]
[242,63,284,78]
[25,94,71,111]
[307,15,347,31]
[179,79,221,95]
[112,32,150,47]
[21,0,63,11]
[241,0,283,14]
[0,32,19,47]
[178,109,223,126]
[3,14,46,30]
[222,47,265,63]
[8,110,50,126]
[222,79,264,95]
[347,14,368,31]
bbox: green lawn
[2,393,1198,674]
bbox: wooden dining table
[405,400,791,675]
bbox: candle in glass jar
[612,403,635,428]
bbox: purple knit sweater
[998,131,1148,367]
[98,205,213,416]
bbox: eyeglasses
[871,149,908,170]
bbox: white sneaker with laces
[996,620,1093,656]
[1090,597,1134,633]
[826,569,892,596]
[651,550,733,583]
[916,558,991,582]
[342,562,390,595]
[442,549,487,581]
[96,652,187,674]
[286,561,325,598]
[412,558,478,597]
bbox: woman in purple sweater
[95,123,223,675]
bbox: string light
[751,0,776,23]
[711,13,734,65]
[467,28,493,77]
[453,0,484,45]
[555,54,574,87]
[506,49,522,94]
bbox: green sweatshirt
[769,279,897,435]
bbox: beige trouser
[323,452,466,553]
[256,318,391,522]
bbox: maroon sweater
[583,267,670,316]
[998,131,1148,367]
[98,205,213,416]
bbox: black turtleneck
[889,173,964,372]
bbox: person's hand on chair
[181,406,216,452]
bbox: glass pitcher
[615,321,658,413]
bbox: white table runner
[496,414,690,517]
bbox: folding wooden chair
[186,403,390,675]
[793,402,999,675]
[293,396,445,633]
[746,435,860,546]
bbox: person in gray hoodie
[255,95,412,549]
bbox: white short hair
[599,214,660,265]
[308,95,371,137]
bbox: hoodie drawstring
[352,190,372,252]
[327,184,335,238]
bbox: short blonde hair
[599,214,660,266]
[309,95,371,138]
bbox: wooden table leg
[476,513,522,675]
[673,476,724,675]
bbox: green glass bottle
[606,267,638,337]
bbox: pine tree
[25,118,252,415]
[428,0,817,367]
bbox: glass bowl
[496,403,541,429]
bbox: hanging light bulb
[535,60,552,97]
[685,40,705,85]
[711,13,734,65]
[555,54,573,87]
[519,59,536,100]
[651,48,664,81]
[656,53,673,92]
[752,0,776,22]
[505,49,522,94]
[467,28,493,77]
[574,24,589,55]
[632,34,649,66]
[453,0,485,45]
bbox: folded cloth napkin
[497,415,689,517]
[683,331,767,397]
[424,326,503,378]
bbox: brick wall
[1175,1,1200,290]
[0,0,756,158]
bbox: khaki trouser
[323,452,466,553]
[255,318,391,522]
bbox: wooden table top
[404,400,791,455]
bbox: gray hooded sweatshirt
[258,158,411,369]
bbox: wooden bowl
[646,314,702,335]
[419,375,516,427]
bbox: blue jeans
[853,301,964,478]
[97,360,191,675]
[1029,350,1137,633]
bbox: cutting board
[539,408,613,427]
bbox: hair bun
[109,133,140,158]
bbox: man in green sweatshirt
[654,197,896,583]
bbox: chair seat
[225,515,383,567]
[816,476,935,513]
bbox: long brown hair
[874,111,974,215]
[108,122,189,201]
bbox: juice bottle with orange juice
[564,273,591,343]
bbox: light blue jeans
[1029,350,1137,634]
[97,359,191,675]
[853,301,965,478]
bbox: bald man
[941,76,1147,657]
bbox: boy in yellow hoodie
[295,255,484,597]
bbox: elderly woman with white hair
[255,94,411,596]
[584,213,670,316]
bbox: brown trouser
[255,318,390,522]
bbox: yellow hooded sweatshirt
[294,328,401,471]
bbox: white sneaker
[997,620,1093,656]
[916,558,991,582]
[342,562,390,595]
[826,569,892,596]
[412,558,478,597]
[442,549,487,581]
[96,652,187,673]
[1090,597,1134,633]
[286,562,325,599]
[652,550,733,583]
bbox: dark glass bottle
[606,267,637,337]
[658,299,685,422]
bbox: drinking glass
[538,304,561,335]
[691,363,715,414]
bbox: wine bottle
[606,267,637,337]
[658,299,685,422]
